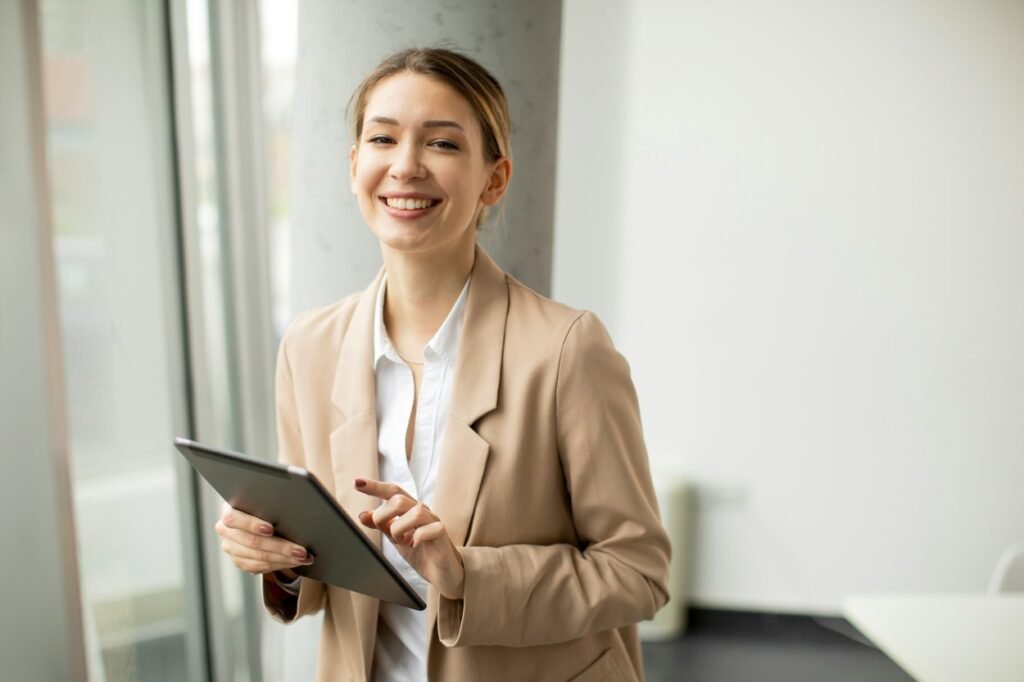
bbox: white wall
[555,0,1024,613]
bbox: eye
[366,134,395,145]
[429,139,460,151]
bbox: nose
[389,141,426,182]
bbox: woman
[216,48,670,681]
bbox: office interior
[2,0,1022,680]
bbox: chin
[374,229,440,255]
[373,222,473,256]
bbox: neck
[381,236,476,345]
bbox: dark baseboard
[678,607,874,647]
[641,607,913,682]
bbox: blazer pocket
[568,647,632,682]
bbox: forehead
[363,71,479,131]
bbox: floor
[103,607,913,680]
[641,609,914,682]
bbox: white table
[843,594,1024,682]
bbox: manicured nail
[258,524,273,536]
[291,548,307,559]
[354,478,366,489]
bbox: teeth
[385,197,435,210]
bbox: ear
[348,145,358,194]
[480,157,512,206]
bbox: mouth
[379,194,442,216]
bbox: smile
[380,196,442,211]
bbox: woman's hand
[354,478,465,600]
[215,502,314,577]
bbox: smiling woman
[215,47,670,682]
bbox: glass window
[40,0,205,679]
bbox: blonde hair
[348,48,512,227]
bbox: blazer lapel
[329,268,384,528]
[328,268,384,679]
[427,247,507,646]
[433,246,508,547]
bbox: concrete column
[288,0,563,315]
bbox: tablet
[174,437,426,610]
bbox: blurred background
[2,0,1022,680]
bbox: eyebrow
[367,116,465,131]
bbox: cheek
[352,157,384,190]
[448,171,485,206]
[353,173,371,196]
[351,171,381,217]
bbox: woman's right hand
[215,502,314,576]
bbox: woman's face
[350,71,509,256]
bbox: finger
[357,509,397,537]
[227,548,307,574]
[388,504,436,543]
[411,521,447,548]
[225,538,313,572]
[221,537,304,575]
[221,505,274,537]
[216,516,279,549]
[233,555,299,575]
[371,494,417,529]
[354,477,411,501]
[219,525,310,563]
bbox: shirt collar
[373,273,471,368]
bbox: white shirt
[371,274,470,682]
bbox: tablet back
[174,437,425,610]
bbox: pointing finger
[354,477,412,501]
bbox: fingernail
[302,556,314,565]
[258,524,273,536]
[354,478,366,489]
[291,548,307,559]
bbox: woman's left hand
[354,477,465,600]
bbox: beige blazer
[263,247,670,681]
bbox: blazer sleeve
[262,332,327,624]
[437,311,671,647]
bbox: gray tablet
[174,437,426,610]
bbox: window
[39,0,207,679]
